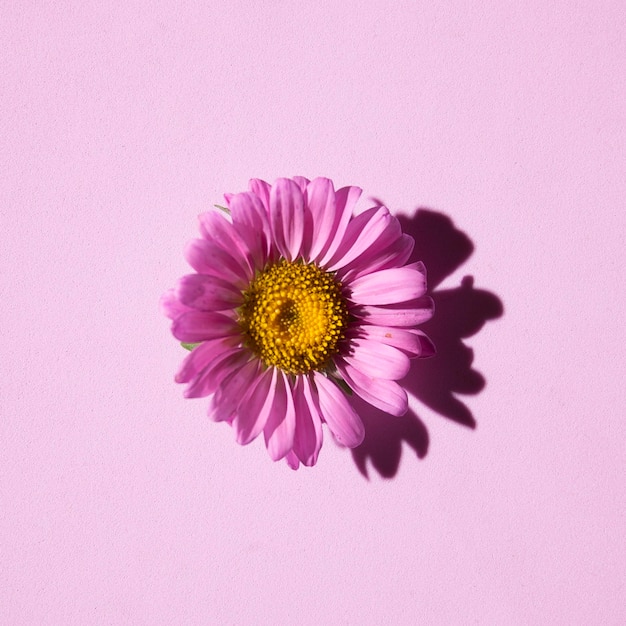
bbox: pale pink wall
[2,2,625,624]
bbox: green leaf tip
[181,342,200,351]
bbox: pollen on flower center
[238,260,349,375]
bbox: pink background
[2,2,625,624]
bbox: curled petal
[171,311,239,343]
[312,372,364,448]
[198,211,253,274]
[305,177,337,261]
[208,359,259,423]
[356,325,436,358]
[292,376,323,466]
[159,289,192,321]
[184,349,248,399]
[341,234,414,282]
[326,206,393,271]
[337,359,408,416]
[317,185,362,265]
[337,209,402,279]
[184,238,250,285]
[176,274,242,311]
[292,176,310,193]
[357,296,435,327]
[229,192,271,269]
[301,177,334,260]
[348,267,427,305]
[175,338,233,384]
[270,178,305,261]
[344,338,411,380]
[285,450,300,470]
[248,178,271,213]
[233,368,277,445]
[264,371,296,461]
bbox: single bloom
[161,177,434,469]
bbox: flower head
[161,177,434,468]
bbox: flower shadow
[350,208,503,479]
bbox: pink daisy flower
[161,177,434,469]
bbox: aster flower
[161,177,434,469]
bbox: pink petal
[175,338,232,384]
[326,206,393,271]
[176,274,242,311]
[229,192,271,269]
[337,359,408,416]
[292,376,323,466]
[171,311,239,343]
[270,178,305,260]
[176,337,244,394]
[357,296,435,327]
[197,211,253,273]
[356,325,435,358]
[264,371,296,461]
[341,233,414,282]
[208,359,259,423]
[159,289,192,320]
[300,198,315,260]
[184,238,250,285]
[285,451,300,470]
[305,177,337,261]
[292,176,310,193]
[184,349,248,398]
[312,372,364,448]
[348,267,427,305]
[336,208,402,278]
[414,332,436,357]
[233,368,277,445]
[344,338,410,380]
[248,178,271,213]
[317,185,362,265]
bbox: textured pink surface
[2,2,625,624]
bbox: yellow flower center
[238,260,349,375]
